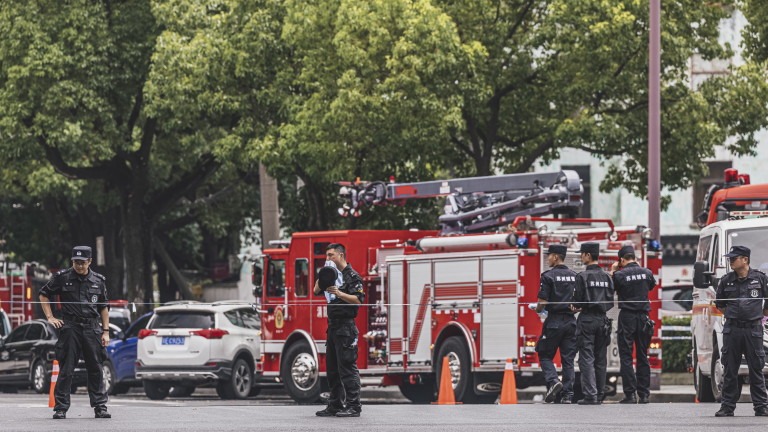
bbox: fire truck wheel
[436,336,480,403]
[281,341,321,404]
[693,343,715,402]
[398,376,436,403]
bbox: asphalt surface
[1,388,767,431]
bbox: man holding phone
[313,243,364,418]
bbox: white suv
[136,301,261,400]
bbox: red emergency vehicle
[697,168,768,227]
[0,262,36,327]
[255,171,663,403]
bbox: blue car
[104,312,153,395]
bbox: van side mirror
[693,261,712,288]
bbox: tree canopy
[2,0,767,300]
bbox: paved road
[1,391,766,431]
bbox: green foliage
[661,315,692,373]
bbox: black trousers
[577,312,610,401]
[537,313,577,398]
[617,310,650,398]
[54,321,108,411]
[720,323,768,410]
[326,322,361,411]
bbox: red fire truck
[696,168,768,227]
[0,262,36,328]
[255,171,663,403]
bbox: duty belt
[727,319,763,328]
[328,318,356,327]
[580,309,606,316]
[63,314,100,324]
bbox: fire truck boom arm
[337,170,583,234]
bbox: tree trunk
[121,191,152,309]
[298,173,328,230]
[156,255,176,303]
[155,241,194,300]
[103,208,124,301]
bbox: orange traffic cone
[499,358,518,404]
[48,360,59,408]
[433,356,460,405]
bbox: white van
[690,217,768,402]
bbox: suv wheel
[216,358,252,399]
[169,385,196,398]
[281,341,321,404]
[102,361,116,395]
[31,361,49,394]
[143,380,171,400]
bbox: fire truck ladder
[8,266,27,327]
[338,170,583,234]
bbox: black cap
[724,245,750,259]
[618,245,635,260]
[71,246,92,261]
[579,242,600,258]
[317,267,338,292]
[544,244,568,256]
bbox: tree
[262,0,768,230]
[0,0,276,302]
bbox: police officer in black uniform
[314,243,365,418]
[713,245,768,417]
[38,246,111,420]
[572,242,614,405]
[611,245,655,404]
[535,244,577,404]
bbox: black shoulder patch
[92,271,106,281]
[56,268,69,276]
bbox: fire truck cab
[691,169,768,402]
[256,171,663,403]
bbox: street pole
[648,0,661,241]
[259,163,281,246]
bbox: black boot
[315,406,340,417]
[544,381,563,403]
[715,406,734,417]
[619,394,637,404]
[94,407,111,419]
[755,407,768,417]
[335,407,361,417]
[52,411,66,420]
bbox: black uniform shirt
[715,268,768,321]
[574,264,614,314]
[538,264,577,314]
[327,264,365,319]
[39,268,109,319]
[612,262,656,311]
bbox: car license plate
[161,336,186,345]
